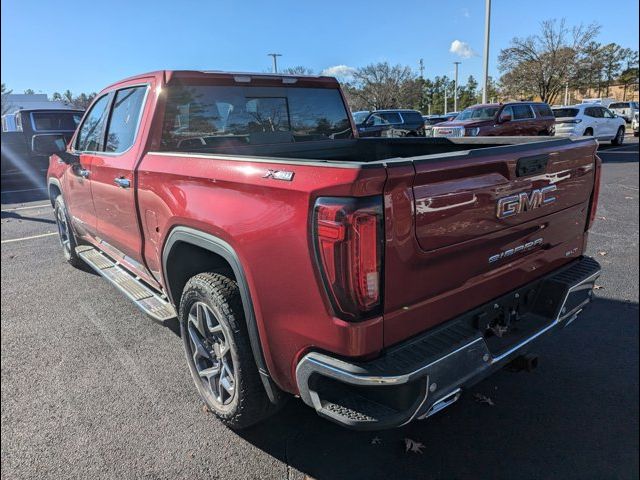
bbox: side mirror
[499,113,512,123]
[32,134,67,155]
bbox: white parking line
[1,203,51,212]
[0,187,48,194]
[1,232,58,244]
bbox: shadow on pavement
[236,297,639,480]
[0,210,56,225]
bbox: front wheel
[612,126,625,145]
[54,195,83,268]
[179,272,277,429]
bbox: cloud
[321,65,357,79]
[449,40,477,58]
[462,8,470,18]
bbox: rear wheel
[179,272,277,429]
[612,126,625,145]
[54,195,83,268]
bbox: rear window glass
[532,104,553,117]
[32,112,82,131]
[553,108,579,118]
[512,104,534,120]
[161,85,352,151]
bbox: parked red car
[48,71,600,430]
[431,102,555,138]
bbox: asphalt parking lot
[1,138,638,480]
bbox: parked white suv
[553,104,626,145]
[632,112,639,137]
[608,101,639,123]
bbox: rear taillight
[587,155,602,230]
[313,196,383,320]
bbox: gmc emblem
[496,185,557,219]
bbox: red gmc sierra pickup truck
[48,70,602,430]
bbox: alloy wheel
[187,301,236,406]
[55,206,71,255]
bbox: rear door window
[513,104,535,120]
[75,94,111,152]
[104,86,148,153]
[584,107,600,118]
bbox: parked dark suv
[431,102,555,137]
[1,109,84,178]
[355,109,425,137]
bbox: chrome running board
[76,246,176,321]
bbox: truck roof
[102,70,339,92]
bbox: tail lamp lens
[587,155,602,230]
[313,196,383,320]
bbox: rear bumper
[295,256,601,430]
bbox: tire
[612,126,625,146]
[583,128,594,137]
[54,195,83,268]
[179,272,277,429]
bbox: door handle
[114,177,131,189]
[77,167,90,178]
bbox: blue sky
[1,0,638,94]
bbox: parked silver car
[609,101,638,123]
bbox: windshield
[553,108,579,118]
[31,112,82,131]
[455,106,499,121]
[161,84,353,151]
[352,111,370,124]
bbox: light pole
[481,0,491,103]
[453,62,461,112]
[444,87,448,114]
[267,53,282,73]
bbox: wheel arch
[48,177,62,207]
[161,226,283,403]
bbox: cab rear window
[160,84,353,151]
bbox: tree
[618,50,639,101]
[63,90,73,104]
[51,92,63,101]
[498,19,600,105]
[1,83,13,114]
[348,62,417,110]
[24,88,35,95]
[281,66,314,75]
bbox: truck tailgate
[382,138,598,347]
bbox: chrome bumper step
[77,246,176,321]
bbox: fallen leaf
[473,393,495,406]
[201,404,211,414]
[371,437,382,445]
[597,251,608,256]
[594,284,603,290]
[404,438,425,454]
